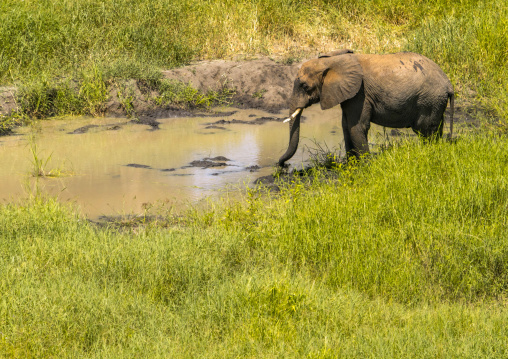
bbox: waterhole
[0,105,391,219]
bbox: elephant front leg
[342,111,370,159]
[342,112,355,156]
[349,124,370,158]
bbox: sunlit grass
[0,1,507,356]
[0,0,506,122]
[27,132,73,178]
[1,133,508,357]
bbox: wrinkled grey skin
[278,50,454,166]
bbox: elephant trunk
[278,107,302,166]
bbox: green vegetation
[15,66,108,119]
[27,132,72,178]
[0,0,506,123]
[2,133,508,357]
[253,89,268,99]
[152,78,236,109]
[0,115,19,135]
[1,1,508,357]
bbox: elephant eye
[302,83,310,92]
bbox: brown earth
[162,57,299,112]
[0,57,299,121]
[104,57,300,121]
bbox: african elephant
[278,50,454,166]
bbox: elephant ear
[320,55,363,110]
[318,49,354,58]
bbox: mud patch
[125,156,234,171]
[205,115,286,127]
[68,124,100,134]
[161,58,299,113]
[126,163,152,169]
[246,165,261,172]
[131,117,160,130]
[187,160,226,169]
[68,123,128,134]
[0,87,17,116]
[204,125,228,130]
[253,174,280,192]
[206,156,231,161]
[198,110,238,118]
[450,105,483,128]
[187,156,232,169]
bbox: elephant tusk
[283,108,302,123]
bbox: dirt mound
[98,57,301,121]
[162,58,299,113]
[0,58,300,120]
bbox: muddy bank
[104,57,299,121]
[0,87,17,116]
[0,57,298,123]
[161,58,299,112]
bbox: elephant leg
[411,112,444,140]
[349,123,370,157]
[342,112,354,155]
[342,101,371,158]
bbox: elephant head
[278,51,363,167]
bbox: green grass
[0,114,21,135]
[15,66,108,119]
[405,0,508,120]
[1,133,508,357]
[1,1,507,356]
[151,78,236,109]
[0,0,506,123]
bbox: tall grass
[0,0,506,122]
[221,133,508,303]
[405,0,508,119]
[1,2,507,356]
[1,133,508,357]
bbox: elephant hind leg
[411,113,444,140]
[342,112,355,155]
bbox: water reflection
[0,105,377,219]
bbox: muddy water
[0,105,388,219]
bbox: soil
[102,57,300,122]
[160,58,299,113]
[123,156,241,172]
[0,87,17,116]
[0,57,298,123]
[68,124,100,134]
[204,115,285,126]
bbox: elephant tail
[448,92,454,139]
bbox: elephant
[278,50,454,166]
